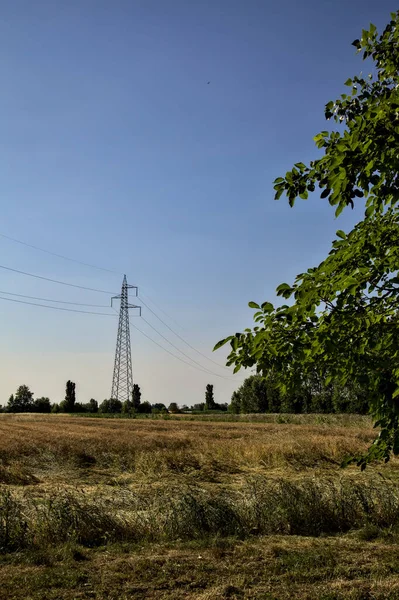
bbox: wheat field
[2,413,399,599]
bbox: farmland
[2,413,399,599]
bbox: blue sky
[0,0,396,406]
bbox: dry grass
[0,413,380,479]
[2,413,399,598]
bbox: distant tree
[205,384,216,410]
[121,401,132,414]
[7,385,34,413]
[192,402,205,412]
[63,380,76,413]
[168,402,180,413]
[33,397,51,413]
[138,401,152,414]
[228,392,241,414]
[88,398,98,413]
[74,402,87,413]
[99,399,110,414]
[51,403,60,414]
[132,384,141,411]
[99,398,123,414]
[109,398,122,413]
[181,404,189,412]
[230,376,268,413]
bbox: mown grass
[0,413,377,477]
[1,413,399,598]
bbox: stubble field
[2,413,399,599]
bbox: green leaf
[248,301,260,309]
[261,301,274,312]
[213,337,233,351]
[365,206,374,217]
[336,230,346,239]
[276,283,292,294]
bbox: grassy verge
[2,535,399,599]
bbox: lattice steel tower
[111,275,141,402]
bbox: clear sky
[0,0,396,407]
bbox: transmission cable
[138,295,233,371]
[139,315,241,381]
[0,264,116,295]
[130,319,235,377]
[0,232,120,275]
[139,291,186,331]
[0,289,112,307]
[0,294,116,316]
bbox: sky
[0,0,396,407]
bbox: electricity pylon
[111,275,141,402]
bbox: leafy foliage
[229,375,369,415]
[7,385,34,413]
[215,13,399,467]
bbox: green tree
[205,384,216,410]
[33,397,51,413]
[215,13,399,466]
[88,398,98,413]
[230,376,268,413]
[131,384,141,411]
[7,385,34,413]
[63,380,76,413]
[99,399,110,414]
[229,391,242,414]
[138,401,152,414]
[168,402,180,413]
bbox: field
[2,414,399,599]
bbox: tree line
[2,381,154,415]
[1,381,227,415]
[1,377,370,416]
[229,375,369,414]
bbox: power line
[139,290,186,331]
[130,319,228,377]
[0,232,121,275]
[138,295,232,371]
[0,289,111,307]
[0,294,116,316]
[140,315,241,380]
[0,264,116,295]
[0,231,204,342]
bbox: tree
[205,384,216,410]
[168,402,180,413]
[88,398,98,413]
[131,384,141,411]
[99,399,110,414]
[99,398,122,414]
[230,376,268,413]
[33,397,51,413]
[215,13,399,466]
[7,385,34,413]
[138,401,152,414]
[63,380,76,413]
